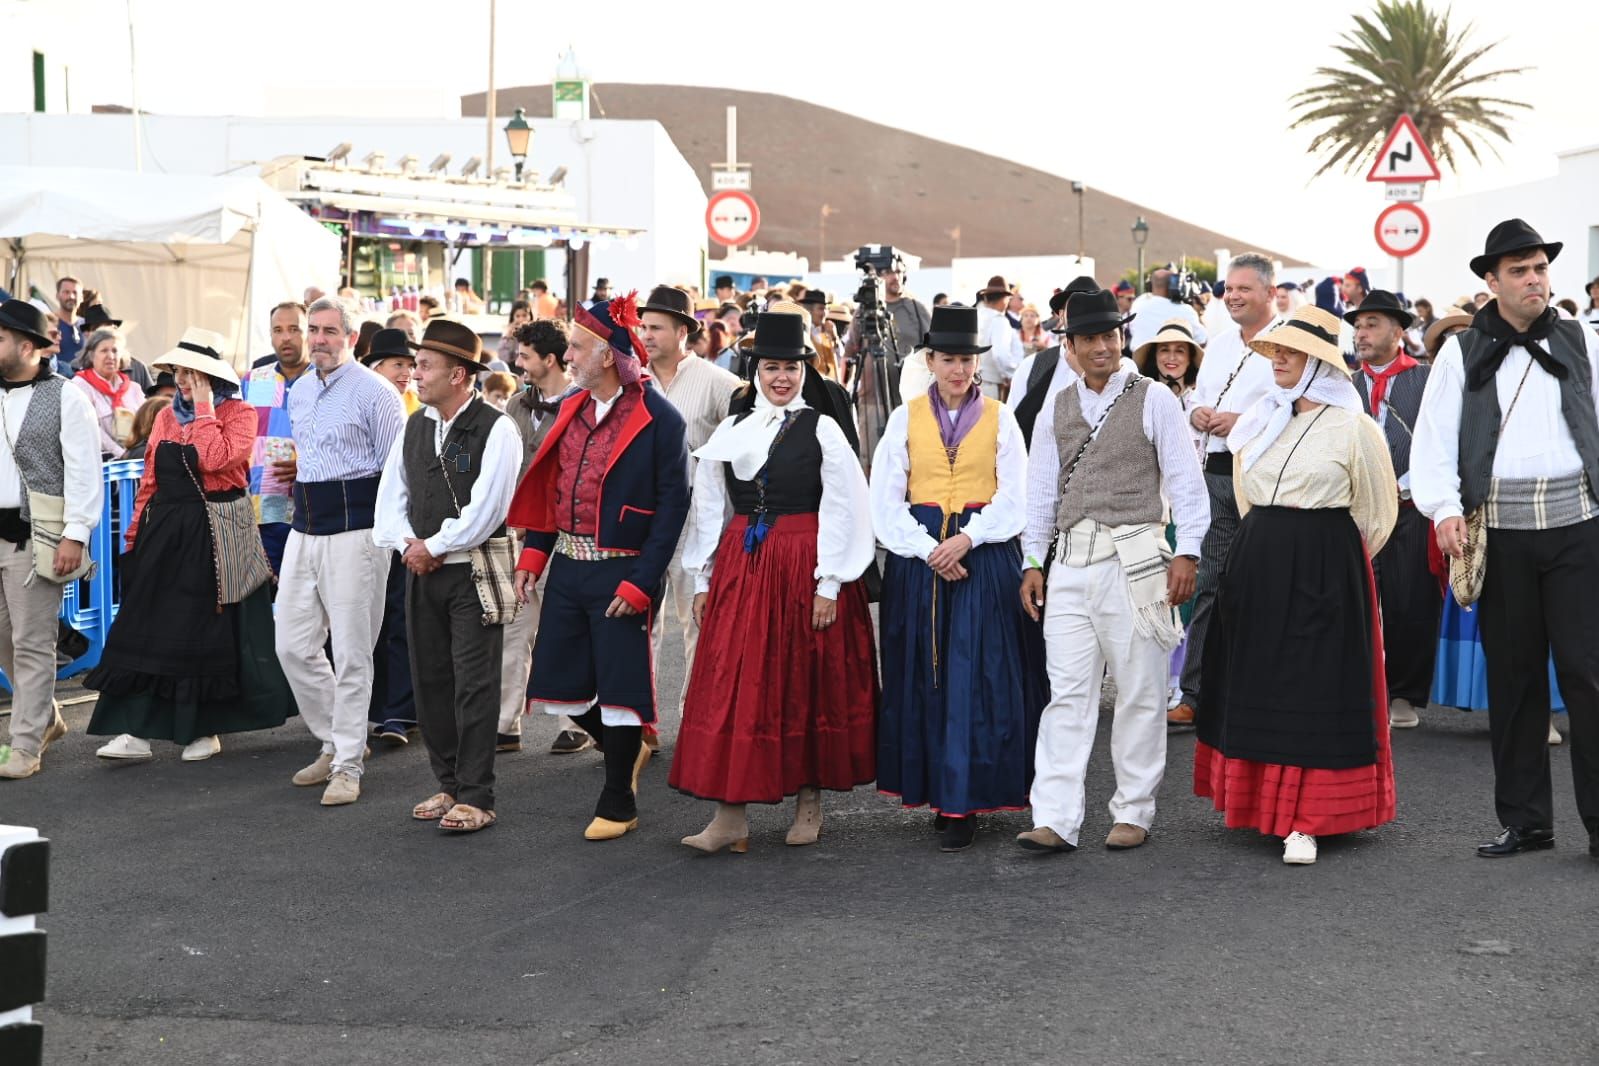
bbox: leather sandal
[411,792,456,820]
[439,804,497,833]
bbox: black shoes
[548,729,594,755]
[495,733,523,753]
[1476,826,1555,858]
[939,817,976,853]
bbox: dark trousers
[368,552,416,727]
[1373,504,1442,706]
[406,563,503,811]
[1477,518,1599,835]
[260,521,291,579]
[1180,469,1242,709]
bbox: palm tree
[1290,0,1529,177]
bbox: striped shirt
[287,358,405,482]
[656,354,739,479]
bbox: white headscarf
[694,365,812,480]
[1231,356,1364,471]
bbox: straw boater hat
[153,327,242,387]
[1133,319,1204,375]
[1247,305,1349,375]
[825,302,852,325]
[1424,305,1474,359]
[414,317,483,369]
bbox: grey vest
[2,375,69,521]
[1457,321,1599,513]
[1053,376,1163,532]
[505,389,565,476]
[1354,361,1429,479]
[402,398,507,543]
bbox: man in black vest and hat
[374,318,523,832]
[1008,276,1122,447]
[1413,218,1599,861]
[1349,290,1436,731]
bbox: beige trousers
[0,542,65,756]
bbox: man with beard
[54,276,83,376]
[248,301,314,574]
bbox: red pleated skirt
[668,513,879,804]
[1193,528,1397,838]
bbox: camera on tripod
[1164,263,1209,306]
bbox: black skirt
[1196,506,1378,769]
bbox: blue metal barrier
[0,460,143,693]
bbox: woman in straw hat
[668,313,878,853]
[86,328,296,764]
[1193,305,1398,866]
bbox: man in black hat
[1007,276,1137,447]
[373,318,524,832]
[713,275,737,304]
[591,278,612,303]
[1348,290,1435,730]
[976,276,1025,400]
[0,300,104,780]
[1016,289,1207,853]
[637,284,740,748]
[1413,218,1599,860]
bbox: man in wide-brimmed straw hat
[1412,218,1599,861]
[1347,290,1436,731]
[1017,288,1209,855]
[0,299,103,780]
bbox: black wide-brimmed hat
[144,370,177,396]
[638,285,700,334]
[1470,218,1563,279]
[415,317,483,368]
[360,327,418,366]
[1344,289,1415,330]
[921,304,991,355]
[798,288,828,307]
[1048,276,1103,327]
[1060,289,1135,337]
[0,299,53,348]
[746,312,814,361]
[80,303,122,331]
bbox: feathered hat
[573,291,648,385]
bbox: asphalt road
[3,629,1597,1066]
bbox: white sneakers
[1388,698,1420,730]
[1283,832,1318,865]
[97,734,154,760]
[181,736,221,762]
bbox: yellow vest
[905,394,1000,514]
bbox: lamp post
[1071,180,1086,261]
[1131,216,1150,292]
[504,107,532,182]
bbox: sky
[8,0,1599,268]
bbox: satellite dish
[459,155,482,178]
[428,153,452,173]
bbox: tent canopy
[0,165,340,366]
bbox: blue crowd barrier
[0,460,143,694]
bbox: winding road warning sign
[1366,115,1441,183]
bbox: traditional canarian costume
[669,313,878,849]
[507,293,690,840]
[1194,306,1398,865]
[870,305,1046,851]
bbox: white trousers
[0,542,63,756]
[497,576,541,735]
[649,525,699,719]
[274,529,390,777]
[1031,555,1169,845]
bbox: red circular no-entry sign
[706,190,760,247]
[1374,203,1430,258]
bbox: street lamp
[503,107,532,181]
[1131,216,1150,292]
[1071,180,1086,261]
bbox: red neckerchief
[78,367,124,402]
[1361,352,1417,415]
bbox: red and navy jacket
[506,382,690,612]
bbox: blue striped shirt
[287,358,405,482]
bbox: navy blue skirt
[877,505,1048,816]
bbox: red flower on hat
[609,291,642,331]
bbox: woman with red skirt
[1195,307,1399,865]
[668,312,877,853]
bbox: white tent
[0,165,340,367]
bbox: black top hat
[638,285,701,334]
[145,369,178,396]
[1049,276,1102,323]
[714,275,735,290]
[1060,290,1135,337]
[0,299,53,349]
[1343,289,1415,330]
[1470,218,1563,279]
[415,318,483,368]
[921,304,992,356]
[746,313,814,361]
[360,327,419,366]
[592,278,612,289]
[79,303,122,331]
[798,288,829,306]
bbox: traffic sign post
[1366,114,1441,183]
[1375,202,1430,295]
[706,189,760,249]
[1367,115,1440,297]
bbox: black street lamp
[503,107,532,181]
[1131,216,1150,292]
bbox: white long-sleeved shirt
[1128,294,1207,351]
[0,376,104,544]
[1007,349,1138,424]
[373,397,523,564]
[1023,371,1210,567]
[1410,328,1599,524]
[977,305,1024,397]
[1190,319,1282,455]
[683,411,872,600]
[869,400,1028,559]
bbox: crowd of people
[0,216,1595,869]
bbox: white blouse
[683,410,873,600]
[868,399,1028,560]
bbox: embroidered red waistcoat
[553,389,640,535]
